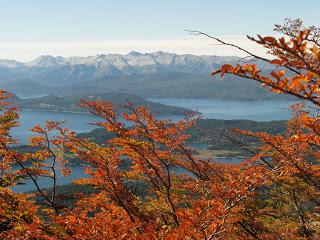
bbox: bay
[148,98,297,121]
[10,99,297,192]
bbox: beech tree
[0,18,320,239]
[209,18,320,238]
[0,91,49,239]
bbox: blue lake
[12,157,243,193]
[10,98,297,192]
[12,99,297,144]
[148,98,298,121]
[12,110,101,144]
[11,165,88,193]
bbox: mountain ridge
[0,51,286,100]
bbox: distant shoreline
[20,108,189,116]
[21,108,91,115]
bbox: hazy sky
[0,0,319,61]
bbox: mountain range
[0,51,288,100]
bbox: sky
[0,0,319,61]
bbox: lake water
[12,110,101,144]
[10,98,296,192]
[11,165,89,193]
[148,98,297,121]
[13,99,296,144]
[12,157,243,193]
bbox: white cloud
[0,36,269,61]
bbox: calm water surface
[148,98,297,121]
[12,157,242,193]
[13,99,296,144]
[11,165,88,192]
[11,99,296,192]
[12,110,101,144]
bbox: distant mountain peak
[26,55,65,67]
[127,51,143,56]
[0,52,265,89]
[96,54,107,58]
[0,59,25,68]
[0,51,281,101]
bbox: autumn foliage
[1,19,320,239]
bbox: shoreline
[21,108,91,115]
[20,108,190,117]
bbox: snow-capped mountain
[21,51,238,73]
[0,51,245,87]
[0,51,280,100]
[25,55,66,67]
[0,59,25,68]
